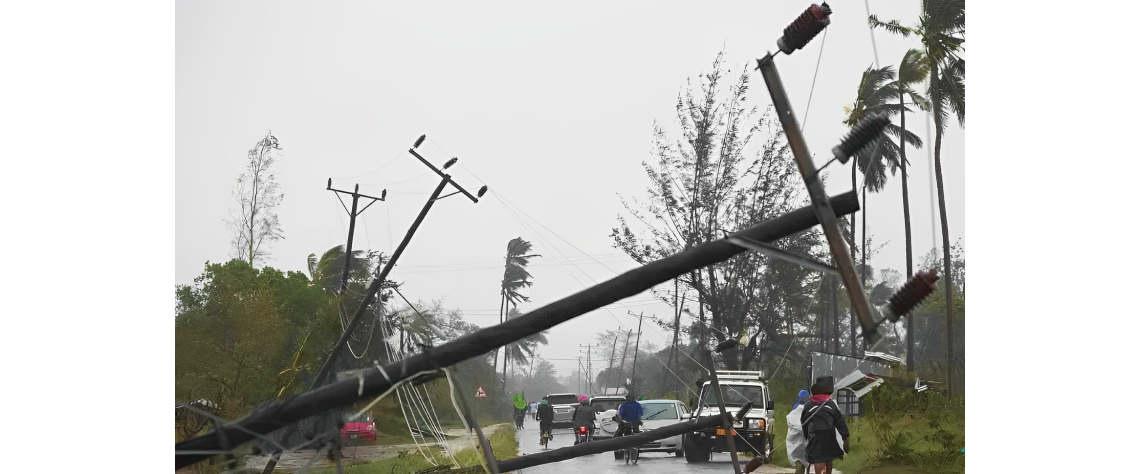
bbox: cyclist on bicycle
[614,394,643,437]
[536,397,554,445]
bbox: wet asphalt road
[512,422,799,474]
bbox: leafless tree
[229,131,284,267]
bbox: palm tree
[870,0,964,397]
[501,307,549,375]
[306,245,374,293]
[496,237,540,385]
[842,64,921,353]
[886,49,931,370]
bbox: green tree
[613,51,824,373]
[870,0,965,395]
[228,132,284,267]
[175,260,342,419]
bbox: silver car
[636,399,689,456]
[545,393,580,428]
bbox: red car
[341,414,377,441]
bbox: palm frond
[938,63,965,128]
[898,49,930,85]
[883,123,923,148]
[868,14,912,37]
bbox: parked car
[340,414,377,441]
[589,395,628,440]
[635,400,689,456]
[545,393,580,428]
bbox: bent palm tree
[870,0,964,396]
[306,245,374,293]
[496,237,540,387]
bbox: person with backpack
[800,381,849,474]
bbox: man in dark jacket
[571,398,596,444]
[800,382,849,474]
[536,397,555,445]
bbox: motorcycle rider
[571,397,596,444]
[614,394,643,437]
[536,397,555,445]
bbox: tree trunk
[931,65,955,399]
[493,293,504,374]
[862,185,867,286]
[850,161,859,356]
[900,91,916,371]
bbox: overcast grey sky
[176,0,964,377]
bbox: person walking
[800,382,849,474]
[786,389,813,474]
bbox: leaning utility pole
[327,182,387,293]
[755,3,883,345]
[605,335,618,392]
[261,135,486,473]
[615,329,633,391]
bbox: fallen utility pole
[175,191,859,469]
[497,415,724,471]
[755,2,885,344]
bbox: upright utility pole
[629,312,644,394]
[327,182,387,293]
[578,357,583,394]
[605,336,618,393]
[579,344,592,395]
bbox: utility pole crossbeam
[327,180,387,293]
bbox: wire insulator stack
[777,3,832,55]
[879,269,940,322]
[831,114,890,164]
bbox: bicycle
[538,425,553,449]
[612,420,641,464]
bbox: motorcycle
[574,425,593,445]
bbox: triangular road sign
[475,385,487,398]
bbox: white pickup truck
[681,370,775,464]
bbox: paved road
[235,425,504,472]
[513,424,805,474]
